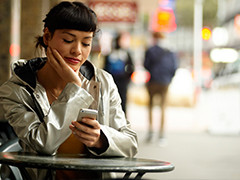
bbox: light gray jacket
[0,58,138,158]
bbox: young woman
[0,1,138,179]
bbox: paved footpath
[124,90,240,180]
[134,131,240,180]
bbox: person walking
[104,32,134,113]
[144,31,178,145]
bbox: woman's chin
[67,64,80,72]
[72,66,80,72]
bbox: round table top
[0,152,174,173]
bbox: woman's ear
[43,27,51,46]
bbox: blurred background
[0,0,240,179]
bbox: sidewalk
[135,131,240,180]
[125,89,240,180]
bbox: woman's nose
[71,43,81,56]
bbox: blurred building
[0,0,59,85]
[0,0,11,84]
[0,0,162,85]
[209,0,240,82]
[0,0,222,87]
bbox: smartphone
[77,108,98,122]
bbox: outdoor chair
[0,138,22,180]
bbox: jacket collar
[80,60,95,81]
[14,57,95,89]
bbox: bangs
[44,2,97,33]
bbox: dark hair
[114,34,121,50]
[36,1,98,50]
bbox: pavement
[122,89,240,180]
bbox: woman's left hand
[70,119,103,149]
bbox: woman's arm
[0,82,94,155]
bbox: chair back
[0,138,22,180]
[0,138,21,152]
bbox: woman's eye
[63,39,73,43]
[82,43,90,47]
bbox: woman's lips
[64,57,81,65]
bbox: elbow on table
[19,139,56,155]
[29,141,57,155]
[129,142,138,158]
[36,147,57,155]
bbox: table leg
[123,172,132,179]
[17,166,32,180]
[134,172,145,179]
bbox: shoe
[158,138,167,147]
[145,131,154,143]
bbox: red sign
[234,14,240,33]
[88,1,138,23]
[150,7,177,32]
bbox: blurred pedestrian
[104,32,134,113]
[144,31,178,144]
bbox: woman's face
[45,29,93,72]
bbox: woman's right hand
[47,47,82,87]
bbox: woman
[0,1,138,179]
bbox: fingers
[72,119,100,135]
[47,47,59,66]
[47,47,66,67]
[46,47,81,86]
[51,48,68,67]
[82,118,100,129]
[70,120,101,147]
